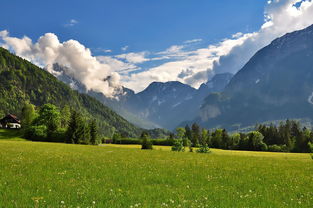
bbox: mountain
[0,47,142,137]
[50,63,159,129]
[194,24,313,130]
[124,73,233,130]
[50,62,233,130]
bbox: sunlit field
[0,136,312,207]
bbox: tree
[60,105,71,128]
[21,103,36,128]
[112,132,121,144]
[66,110,82,144]
[247,131,267,151]
[191,123,201,147]
[176,127,186,139]
[141,131,153,150]
[229,133,241,149]
[172,139,184,152]
[211,129,223,148]
[89,119,98,145]
[36,104,60,134]
[185,125,192,141]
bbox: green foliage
[60,105,71,128]
[191,123,200,147]
[112,132,122,144]
[24,125,47,141]
[66,110,90,144]
[35,104,61,134]
[196,144,210,154]
[21,103,36,128]
[141,131,153,150]
[268,144,288,152]
[171,139,184,152]
[89,120,98,145]
[176,127,186,139]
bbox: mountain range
[51,63,232,130]
[2,24,313,133]
[193,24,313,130]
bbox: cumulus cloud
[0,31,121,98]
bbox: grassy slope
[0,140,312,207]
[0,129,25,141]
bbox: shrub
[268,144,288,152]
[24,125,47,141]
[49,128,66,143]
[196,144,210,154]
[171,139,184,152]
[141,137,153,150]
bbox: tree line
[22,103,99,145]
[132,121,313,153]
[179,121,313,153]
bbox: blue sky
[0,0,267,55]
[1,0,313,95]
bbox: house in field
[0,114,21,129]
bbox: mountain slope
[50,63,158,129]
[0,47,141,137]
[124,73,233,130]
[195,24,313,130]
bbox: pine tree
[89,119,98,145]
[191,123,200,147]
[66,110,81,144]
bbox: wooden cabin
[0,114,21,129]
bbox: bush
[24,125,47,141]
[141,137,153,150]
[268,144,288,152]
[196,144,210,154]
[49,128,66,143]
[171,139,184,152]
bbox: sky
[1,0,313,97]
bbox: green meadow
[0,130,313,207]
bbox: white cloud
[2,0,313,94]
[184,38,203,44]
[116,52,150,64]
[121,45,129,51]
[0,31,121,98]
[64,19,78,27]
[121,0,313,92]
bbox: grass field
[0,131,313,207]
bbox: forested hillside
[0,47,141,137]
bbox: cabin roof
[0,114,21,124]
